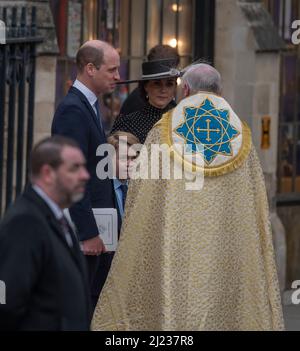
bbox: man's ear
[183,83,190,97]
[85,63,95,77]
[40,164,56,185]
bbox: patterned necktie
[120,183,128,210]
[58,215,74,248]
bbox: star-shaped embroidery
[174,98,240,164]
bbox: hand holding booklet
[64,208,118,251]
[92,208,118,252]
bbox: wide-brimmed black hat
[117,58,181,85]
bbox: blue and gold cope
[174,98,240,164]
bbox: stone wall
[214,0,286,291]
[34,55,57,143]
[0,0,58,54]
[278,206,300,289]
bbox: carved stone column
[214,0,286,292]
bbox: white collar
[113,178,128,190]
[73,79,98,107]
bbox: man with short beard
[0,136,91,330]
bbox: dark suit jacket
[0,186,90,331]
[51,86,115,241]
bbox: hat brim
[117,70,182,85]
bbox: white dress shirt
[32,185,74,247]
[73,79,98,116]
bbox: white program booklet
[92,208,118,252]
[63,208,118,252]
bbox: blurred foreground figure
[0,137,91,330]
[92,64,284,331]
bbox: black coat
[120,87,145,115]
[0,186,91,331]
[111,101,176,144]
[120,87,177,117]
[51,86,115,241]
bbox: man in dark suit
[51,40,120,310]
[0,136,91,330]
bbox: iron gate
[0,6,43,216]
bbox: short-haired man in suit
[51,40,120,310]
[0,136,91,330]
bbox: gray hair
[182,63,222,95]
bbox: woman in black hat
[110,59,180,144]
[120,45,180,115]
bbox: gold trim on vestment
[155,110,252,177]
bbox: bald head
[76,40,116,73]
[182,63,222,96]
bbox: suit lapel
[47,214,82,263]
[36,196,91,317]
[69,86,105,139]
[24,186,84,270]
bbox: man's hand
[81,236,107,256]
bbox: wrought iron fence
[0,6,43,216]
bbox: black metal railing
[0,6,43,216]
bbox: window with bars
[263,0,300,202]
